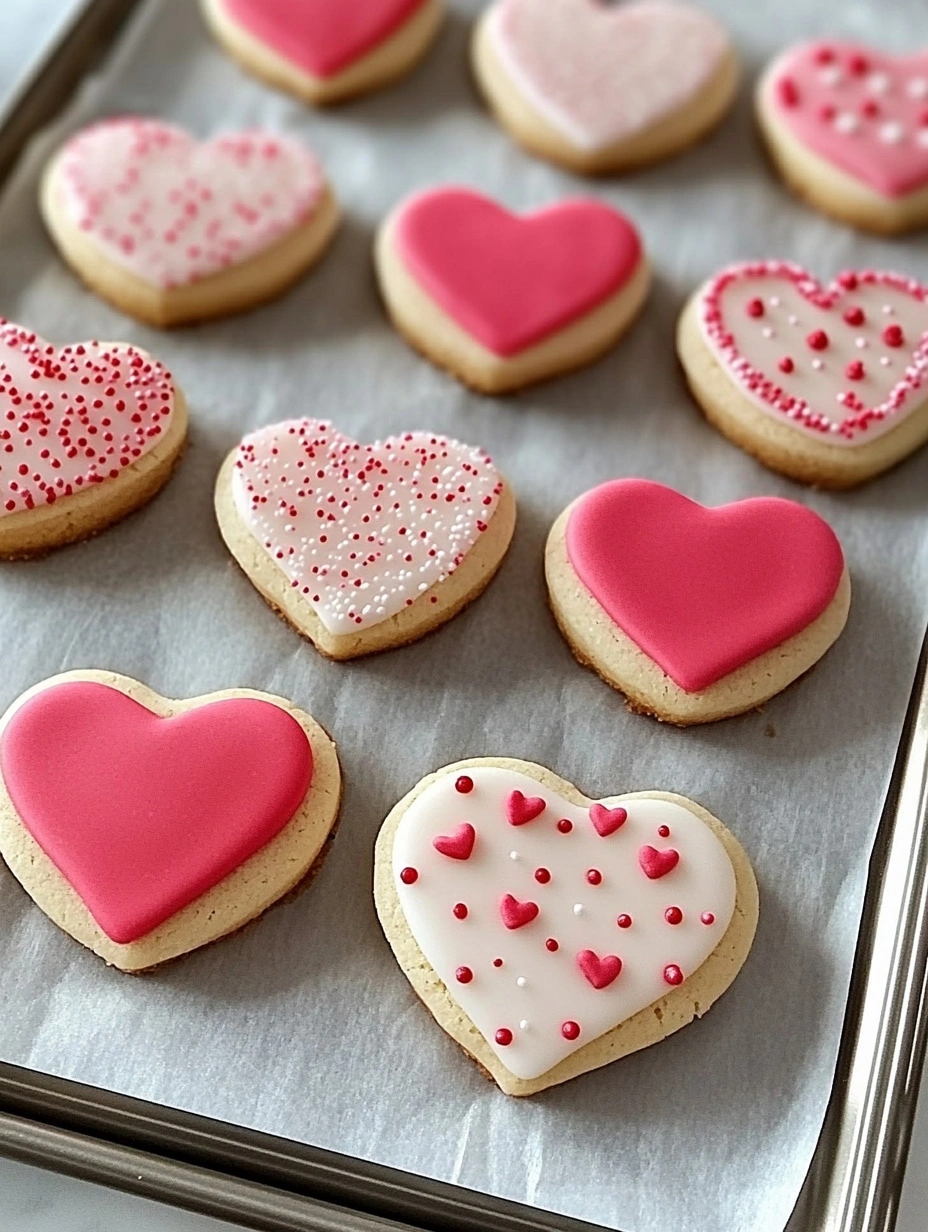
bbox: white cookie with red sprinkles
[677,261,928,487]
[41,117,339,328]
[374,759,757,1096]
[0,320,187,558]
[214,418,516,659]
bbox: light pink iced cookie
[677,261,928,488]
[0,320,187,558]
[201,0,444,105]
[472,0,738,175]
[214,418,516,659]
[41,117,339,327]
[757,42,928,234]
[375,186,650,393]
[374,759,758,1095]
[546,479,850,724]
[0,670,341,971]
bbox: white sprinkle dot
[867,72,890,95]
[908,77,928,99]
[768,296,780,308]
[788,314,799,326]
[917,130,928,148]
[820,65,843,87]
[835,112,859,134]
[879,121,904,144]
[883,304,894,314]
[519,1020,530,1030]
[573,903,584,916]
[881,356,891,366]
[762,327,775,339]
[812,358,824,370]
[516,976,527,988]
[509,851,519,861]
[856,337,868,349]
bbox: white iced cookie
[214,418,516,659]
[472,0,738,175]
[375,759,758,1096]
[677,261,928,488]
[41,117,339,327]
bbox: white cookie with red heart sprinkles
[677,261,928,487]
[374,759,758,1096]
[214,417,516,659]
[0,320,187,558]
[41,117,339,327]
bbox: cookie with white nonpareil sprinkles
[200,0,444,105]
[0,671,341,972]
[41,117,339,327]
[0,320,187,558]
[374,759,757,1096]
[677,262,928,488]
[471,0,739,175]
[375,186,649,394]
[214,418,516,659]
[757,42,928,235]
[545,479,850,725]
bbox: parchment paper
[0,2,926,1230]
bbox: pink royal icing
[699,262,928,444]
[393,187,642,357]
[393,766,736,1081]
[0,682,314,944]
[231,419,504,634]
[765,42,928,198]
[55,118,325,288]
[565,479,845,693]
[0,321,174,516]
[488,0,730,153]
[220,0,428,79]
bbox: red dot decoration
[843,306,865,326]
[776,78,799,108]
[545,937,559,952]
[534,868,551,884]
[456,966,473,984]
[807,329,829,351]
[561,1021,581,1041]
[818,103,836,122]
[452,902,468,919]
[838,272,858,290]
[617,914,632,929]
[846,360,865,381]
[657,824,671,838]
[862,100,880,118]
[495,1028,513,1046]
[664,964,684,986]
[883,324,904,347]
[814,47,834,65]
[778,356,794,374]
[665,906,684,925]
[557,818,573,834]
[586,869,602,886]
[848,53,869,75]
[701,911,716,925]
[746,297,765,318]
[399,867,418,885]
[493,958,503,967]
[455,775,474,794]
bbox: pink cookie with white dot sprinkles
[214,418,516,659]
[757,42,928,234]
[677,262,928,488]
[374,760,757,1095]
[0,320,186,558]
[41,117,339,328]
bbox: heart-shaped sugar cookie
[42,118,338,326]
[546,479,850,724]
[757,42,928,232]
[678,261,928,487]
[473,0,737,173]
[376,187,649,393]
[375,760,757,1096]
[0,321,186,558]
[214,418,516,659]
[0,671,341,971]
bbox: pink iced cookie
[41,117,339,327]
[678,261,928,488]
[0,670,341,971]
[757,42,928,233]
[546,479,850,724]
[472,0,738,174]
[214,418,517,659]
[201,0,444,105]
[375,186,650,393]
[375,759,758,1095]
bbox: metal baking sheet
[0,2,927,1231]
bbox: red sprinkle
[561,1021,581,1041]
[617,914,632,929]
[776,78,799,108]
[495,1028,513,1046]
[883,324,904,347]
[586,869,603,886]
[838,272,859,290]
[819,103,836,122]
[557,818,573,834]
[545,937,559,952]
[452,902,468,919]
[846,360,865,381]
[399,867,418,885]
[849,53,869,75]
[746,297,765,318]
[664,964,685,986]
[814,47,834,65]
[534,868,551,884]
[779,356,795,374]
[493,958,503,967]
[657,824,671,838]
[807,329,829,350]
[701,911,716,925]
[843,306,865,326]
[861,100,880,118]
[456,967,473,984]
[455,775,474,794]
[665,907,684,925]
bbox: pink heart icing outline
[699,261,928,441]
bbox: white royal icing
[393,767,737,1082]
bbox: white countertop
[0,4,925,1231]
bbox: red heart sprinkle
[639,845,680,879]
[499,894,540,930]
[506,790,546,826]
[432,822,476,861]
[577,949,622,989]
[589,803,628,836]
